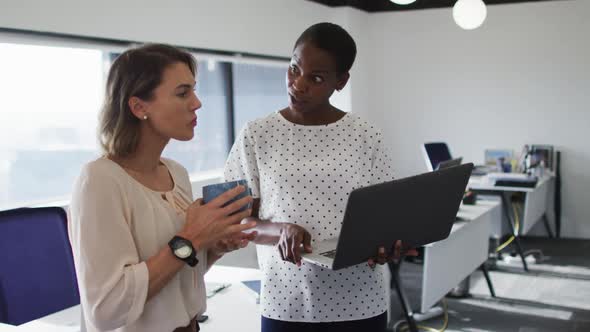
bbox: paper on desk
[487,172,534,180]
[206,282,231,298]
[241,280,261,304]
[16,321,80,332]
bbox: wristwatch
[168,236,198,267]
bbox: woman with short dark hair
[224,23,411,332]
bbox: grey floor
[390,237,590,332]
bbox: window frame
[0,28,289,211]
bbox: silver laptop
[302,163,474,270]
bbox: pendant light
[453,0,487,30]
[390,0,417,5]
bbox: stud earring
[143,115,148,120]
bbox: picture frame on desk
[484,149,513,172]
[484,149,513,164]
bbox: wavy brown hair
[98,44,196,157]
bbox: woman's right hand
[180,185,256,250]
[277,223,312,266]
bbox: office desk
[202,266,262,332]
[392,201,499,332]
[420,200,499,312]
[0,323,19,331]
[14,305,79,331]
[469,174,554,236]
[468,174,555,271]
[7,266,262,332]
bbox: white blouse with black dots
[224,111,395,323]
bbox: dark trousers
[261,312,387,332]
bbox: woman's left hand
[367,240,419,268]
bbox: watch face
[174,245,192,259]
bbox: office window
[0,43,105,209]
[0,33,288,210]
[232,63,287,137]
[163,59,231,175]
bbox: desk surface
[202,266,262,332]
[455,200,499,227]
[0,323,19,331]
[468,174,553,193]
[4,266,262,332]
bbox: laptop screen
[424,143,452,170]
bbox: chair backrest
[0,207,79,325]
[421,142,453,172]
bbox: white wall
[0,0,362,133]
[367,0,590,238]
[333,8,371,119]
[0,0,328,57]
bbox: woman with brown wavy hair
[69,44,256,332]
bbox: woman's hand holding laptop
[274,226,419,269]
[367,240,419,268]
[277,223,313,267]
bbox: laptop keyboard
[320,249,337,259]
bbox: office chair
[0,207,79,325]
[421,142,453,171]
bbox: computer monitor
[422,142,452,171]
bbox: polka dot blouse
[224,111,395,323]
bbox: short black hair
[294,22,357,74]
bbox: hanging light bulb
[390,0,417,5]
[453,0,487,30]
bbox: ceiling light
[390,0,417,5]
[453,0,487,30]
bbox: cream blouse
[68,157,206,332]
